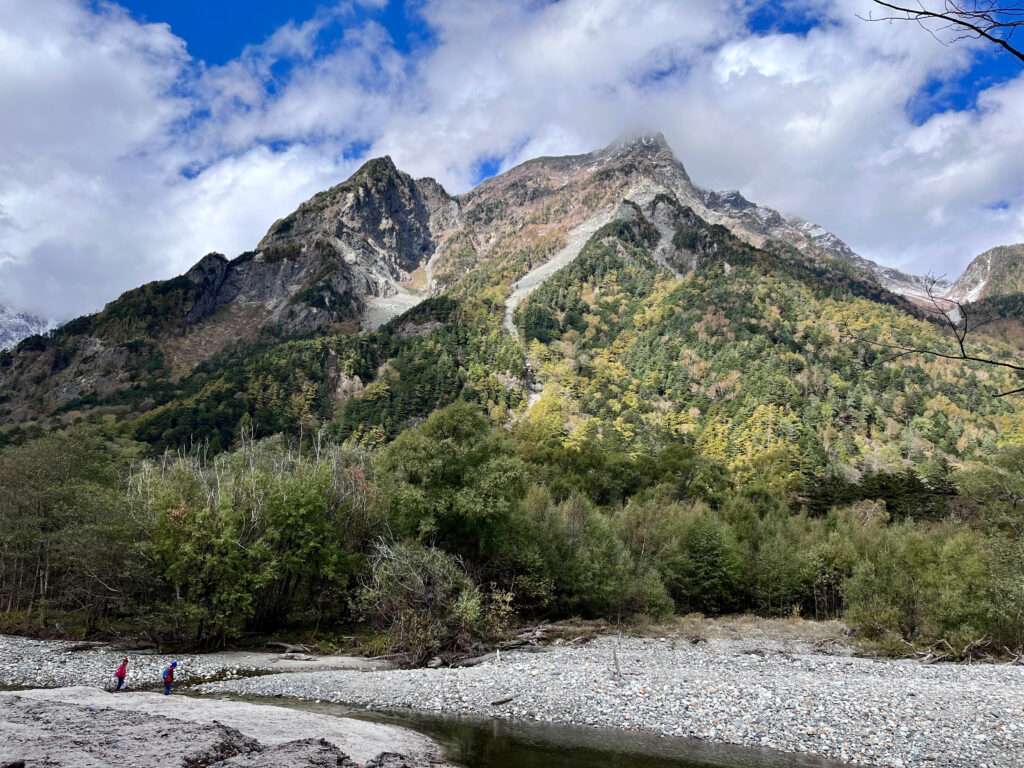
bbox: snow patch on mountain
[0,304,50,350]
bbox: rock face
[178,157,463,338]
[947,243,1024,303]
[788,217,952,300]
[0,159,461,424]
[446,131,941,301]
[0,304,49,351]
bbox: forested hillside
[2,135,1024,659]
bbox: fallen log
[266,641,312,654]
[452,652,496,668]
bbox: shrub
[359,540,500,662]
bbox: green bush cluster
[3,406,1024,657]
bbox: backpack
[162,667,172,682]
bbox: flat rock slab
[2,688,438,766]
[0,694,264,768]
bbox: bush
[359,540,504,662]
[376,402,528,558]
[137,436,379,647]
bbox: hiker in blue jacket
[162,661,177,695]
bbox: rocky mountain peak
[593,130,692,185]
[257,154,458,271]
[186,252,229,285]
[600,130,672,155]
[947,243,1024,303]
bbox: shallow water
[232,695,844,768]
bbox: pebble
[6,633,1024,767]
[195,636,1024,768]
[0,635,265,690]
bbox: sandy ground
[1,687,440,766]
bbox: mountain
[947,244,1024,303]
[786,217,953,301]
[2,133,1021,474]
[0,305,49,351]
[0,158,461,425]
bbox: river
[223,694,843,768]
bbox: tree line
[2,404,1023,661]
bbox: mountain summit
[1,133,1019,438]
[0,304,48,351]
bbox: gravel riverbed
[194,636,1024,768]
[0,634,382,690]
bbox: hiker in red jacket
[162,661,177,695]
[113,658,128,692]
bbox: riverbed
[2,631,1023,767]
[197,636,1024,768]
[240,695,845,768]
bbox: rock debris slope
[947,243,1024,303]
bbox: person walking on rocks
[113,657,128,692]
[162,661,177,695]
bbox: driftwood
[112,640,158,652]
[515,623,559,642]
[490,695,517,706]
[266,641,311,654]
[65,642,104,652]
[910,636,1023,665]
[451,652,496,668]
[497,639,530,650]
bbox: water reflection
[249,696,844,768]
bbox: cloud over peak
[1,0,1022,318]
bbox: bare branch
[843,274,1024,397]
[862,1,1024,65]
[995,385,1024,398]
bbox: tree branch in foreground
[861,1,1024,65]
[844,275,1024,397]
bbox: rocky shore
[0,687,444,768]
[195,635,1024,768]
[0,635,383,690]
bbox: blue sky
[116,0,433,63]
[1,0,1022,317]
[119,0,1017,176]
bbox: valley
[3,624,1023,768]
[2,135,1024,768]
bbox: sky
[1,0,1022,319]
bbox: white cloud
[1,0,1022,318]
